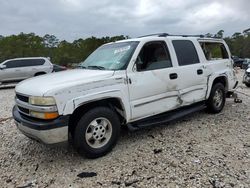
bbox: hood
[16,69,115,96]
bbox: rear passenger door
[171,39,208,105]
[22,59,46,77]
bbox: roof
[114,33,224,43]
[4,57,49,61]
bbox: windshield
[79,41,139,70]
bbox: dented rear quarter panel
[197,39,237,99]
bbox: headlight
[29,96,56,106]
[30,111,59,119]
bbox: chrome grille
[16,93,30,116]
[17,106,29,115]
[15,95,57,113]
[16,93,29,103]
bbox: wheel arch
[68,97,127,136]
[206,74,228,99]
[34,72,46,76]
[212,76,228,89]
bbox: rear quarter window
[24,59,46,66]
[172,40,200,66]
[199,42,229,60]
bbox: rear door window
[172,40,200,66]
[199,42,229,60]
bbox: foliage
[224,32,250,58]
[207,30,250,58]
[0,33,128,66]
[0,31,249,66]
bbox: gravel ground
[0,71,249,188]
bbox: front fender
[62,89,131,121]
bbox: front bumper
[13,105,69,144]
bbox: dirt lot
[0,71,249,188]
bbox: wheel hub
[85,117,112,148]
[213,89,223,107]
[92,125,106,140]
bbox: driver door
[127,41,180,120]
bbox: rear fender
[206,73,228,99]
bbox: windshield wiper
[78,65,87,69]
[87,65,106,70]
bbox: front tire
[207,83,226,113]
[73,107,120,158]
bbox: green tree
[0,33,127,65]
[43,34,59,48]
[215,30,224,38]
[0,33,46,62]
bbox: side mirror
[0,64,6,70]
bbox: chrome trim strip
[180,87,204,94]
[134,94,177,108]
[15,98,57,112]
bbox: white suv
[0,57,53,86]
[13,34,238,158]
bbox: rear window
[200,42,229,60]
[172,40,200,66]
[23,59,46,66]
[4,59,45,68]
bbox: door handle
[169,73,178,80]
[197,69,203,75]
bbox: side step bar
[127,102,207,131]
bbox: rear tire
[73,106,120,158]
[207,83,226,113]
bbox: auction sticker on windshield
[114,46,131,54]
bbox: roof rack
[138,33,222,39]
[138,33,169,38]
[168,34,205,38]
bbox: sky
[0,0,249,41]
